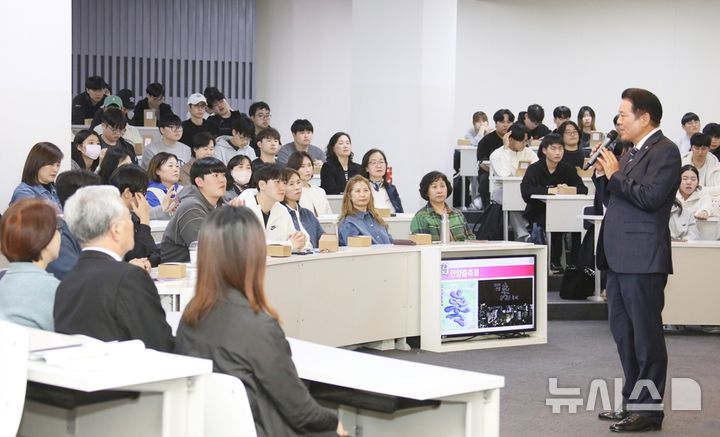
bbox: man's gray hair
[64,185,127,244]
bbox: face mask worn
[233,169,251,186]
[84,143,102,160]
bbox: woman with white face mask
[224,154,253,201]
[71,129,102,172]
[286,151,333,215]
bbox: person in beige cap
[181,92,219,147]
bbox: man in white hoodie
[242,165,311,252]
[489,123,538,241]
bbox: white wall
[257,0,457,212]
[0,0,72,209]
[256,0,353,147]
[455,0,720,138]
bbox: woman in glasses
[360,148,404,213]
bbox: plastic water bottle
[440,213,450,244]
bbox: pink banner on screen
[442,264,534,281]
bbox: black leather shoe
[609,413,662,432]
[598,410,629,421]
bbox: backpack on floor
[473,201,503,240]
[559,266,595,300]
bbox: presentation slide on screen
[440,256,535,337]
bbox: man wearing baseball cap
[92,91,143,146]
[181,93,219,147]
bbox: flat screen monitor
[440,255,536,340]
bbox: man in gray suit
[593,88,680,433]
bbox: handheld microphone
[583,130,619,170]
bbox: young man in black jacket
[521,134,588,271]
[71,75,106,124]
[130,82,175,126]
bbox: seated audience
[320,132,361,194]
[477,109,515,207]
[411,171,475,241]
[282,168,325,248]
[287,151,332,215]
[10,142,63,207]
[556,120,587,168]
[702,122,720,160]
[681,132,720,188]
[251,127,282,172]
[99,107,138,164]
[142,114,192,168]
[224,154,253,201]
[214,115,257,164]
[207,92,246,137]
[337,175,393,246]
[523,104,551,139]
[47,170,102,280]
[577,106,596,149]
[180,93,219,146]
[489,123,537,241]
[360,148,404,213]
[129,82,175,126]
[91,93,143,146]
[463,111,489,146]
[54,186,174,351]
[161,158,227,262]
[249,101,272,137]
[670,165,703,241]
[521,134,588,271]
[244,165,311,251]
[71,75,105,124]
[109,164,162,267]
[675,112,701,154]
[70,129,101,172]
[552,106,572,132]
[0,199,61,330]
[277,119,325,166]
[146,152,182,208]
[180,132,216,186]
[174,206,345,437]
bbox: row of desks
[19,327,504,437]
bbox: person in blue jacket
[337,175,393,246]
[10,142,64,208]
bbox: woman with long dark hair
[175,206,346,436]
[319,132,361,194]
[71,129,102,172]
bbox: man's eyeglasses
[255,112,271,120]
[107,126,126,135]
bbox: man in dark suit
[54,186,174,352]
[593,88,681,432]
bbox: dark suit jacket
[319,159,361,194]
[54,250,174,352]
[175,290,338,437]
[593,130,681,274]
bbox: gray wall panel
[72,0,255,116]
